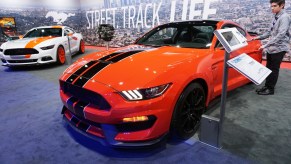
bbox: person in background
[252,0,290,95]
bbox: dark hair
[270,0,285,6]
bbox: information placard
[227,53,272,85]
[214,28,248,53]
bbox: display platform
[0,47,291,164]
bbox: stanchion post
[200,51,230,148]
[200,28,247,148]
[217,51,230,148]
[66,35,72,65]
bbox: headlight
[120,83,171,101]
[40,45,55,50]
[0,48,3,52]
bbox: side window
[235,27,246,37]
[68,28,75,34]
[177,28,192,42]
[147,27,177,42]
[28,29,40,38]
[64,29,69,36]
[64,28,74,36]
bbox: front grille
[7,59,38,63]
[4,48,39,55]
[63,108,104,138]
[60,80,111,110]
[63,106,102,128]
[116,116,157,132]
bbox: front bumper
[59,78,177,147]
[62,106,168,147]
[1,49,56,66]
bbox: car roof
[161,20,220,26]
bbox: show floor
[0,47,291,164]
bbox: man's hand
[247,36,259,42]
[259,45,265,50]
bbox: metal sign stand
[217,51,230,147]
[200,51,229,148]
[200,28,248,148]
[65,36,72,65]
[106,42,109,50]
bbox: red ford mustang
[59,20,262,147]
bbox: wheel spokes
[179,87,205,134]
[181,116,194,132]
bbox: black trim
[63,109,168,148]
[65,52,121,84]
[99,52,122,60]
[108,51,142,63]
[74,101,89,119]
[72,50,143,87]
[65,60,97,83]
[1,58,7,63]
[71,116,79,126]
[65,74,79,83]
[78,121,90,131]
[63,106,101,128]
[7,59,37,63]
[67,97,78,114]
[61,81,111,110]
[74,62,108,87]
[4,48,39,55]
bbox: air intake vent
[4,48,39,55]
[60,80,111,110]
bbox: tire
[78,39,85,54]
[170,82,206,139]
[56,46,66,65]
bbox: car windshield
[24,28,62,38]
[136,23,216,49]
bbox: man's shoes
[257,88,274,95]
[255,86,268,93]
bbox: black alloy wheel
[171,82,206,139]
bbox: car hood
[63,45,209,91]
[1,37,58,49]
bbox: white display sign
[214,28,248,53]
[227,53,272,85]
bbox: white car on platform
[0,25,85,67]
